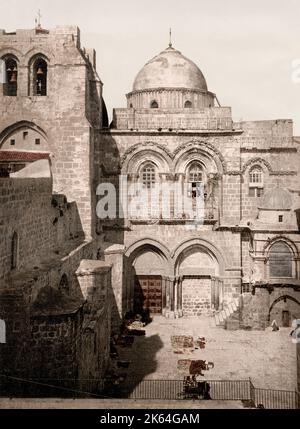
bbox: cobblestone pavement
[117,316,297,391]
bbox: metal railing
[0,374,298,409]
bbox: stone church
[0,24,300,391]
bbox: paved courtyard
[117,316,297,391]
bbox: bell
[36,67,44,75]
[10,72,17,83]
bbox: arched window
[269,242,293,278]
[59,274,69,293]
[184,100,192,108]
[150,100,158,109]
[249,166,263,197]
[33,58,47,96]
[11,231,18,270]
[141,163,156,189]
[188,162,204,198]
[3,57,18,96]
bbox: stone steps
[214,297,240,327]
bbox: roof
[0,151,50,162]
[259,187,293,210]
[133,45,208,92]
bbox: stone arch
[263,237,298,280]
[125,238,172,315]
[0,120,51,153]
[0,48,23,62]
[268,294,300,324]
[121,142,172,175]
[125,237,171,263]
[172,238,226,276]
[24,48,54,64]
[173,140,227,175]
[242,157,273,174]
[263,236,298,257]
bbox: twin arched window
[269,242,293,278]
[2,55,48,97]
[249,166,264,197]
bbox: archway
[173,239,225,317]
[125,240,171,316]
[268,295,300,327]
[176,245,220,316]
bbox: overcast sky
[1,0,300,134]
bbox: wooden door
[134,276,162,314]
[282,310,290,327]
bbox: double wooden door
[134,276,162,314]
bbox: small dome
[259,188,292,210]
[133,46,208,92]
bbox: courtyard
[116,316,297,392]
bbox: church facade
[0,25,300,391]
[99,41,300,329]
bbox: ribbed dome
[259,188,292,210]
[133,46,208,92]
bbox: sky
[1,0,300,134]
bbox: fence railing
[254,387,298,409]
[0,375,298,409]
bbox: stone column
[178,276,183,317]
[75,259,112,307]
[211,276,216,310]
[161,276,167,316]
[104,244,125,331]
[219,278,224,309]
[165,276,179,319]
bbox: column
[104,244,125,332]
[162,276,167,316]
[177,276,183,317]
[211,276,216,310]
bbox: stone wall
[182,277,211,316]
[0,177,83,283]
[240,287,300,329]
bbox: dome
[133,45,208,92]
[259,188,292,210]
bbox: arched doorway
[268,295,300,327]
[127,241,171,316]
[175,243,221,316]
